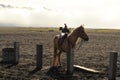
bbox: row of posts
[1,42,118,80]
[67,46,118,80]
[2,42,43,70]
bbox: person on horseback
[59,23,70,46]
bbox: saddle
[58,33,68,46]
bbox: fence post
[67,45,74,75]
[108,51,118,80]
[36,45,43,69]
[14,42,19,64]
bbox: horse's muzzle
[84,37,89,41]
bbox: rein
[67,37,84,51]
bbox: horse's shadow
[28,68,41,76]
[46,66,78,80]
[46,66,105,80]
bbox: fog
[0,0,120,29]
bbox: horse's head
[77,25,89,41]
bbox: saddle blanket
[59,33,65,38]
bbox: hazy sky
[0,0,120,29]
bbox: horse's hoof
[57,66,62,68]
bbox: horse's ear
[81,24,84,27]
[80,24,84,28]
[82,24,84,26]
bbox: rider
[59,23,70,45]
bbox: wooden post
[67,45,74,75]
[36,45,43,69]
[108,51,118,80]
[14,42,19,64]
[2,48,14,63]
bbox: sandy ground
[0,30,120,80]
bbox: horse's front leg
[58,51,62,66]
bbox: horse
[52,25,89,67]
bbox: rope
[75,39,84,51]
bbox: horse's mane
[68,25,84,36]
[76,25,84,31]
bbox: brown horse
[52,25,89,67]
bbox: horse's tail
[52,36,58,66]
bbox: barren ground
[0,29,120,80]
